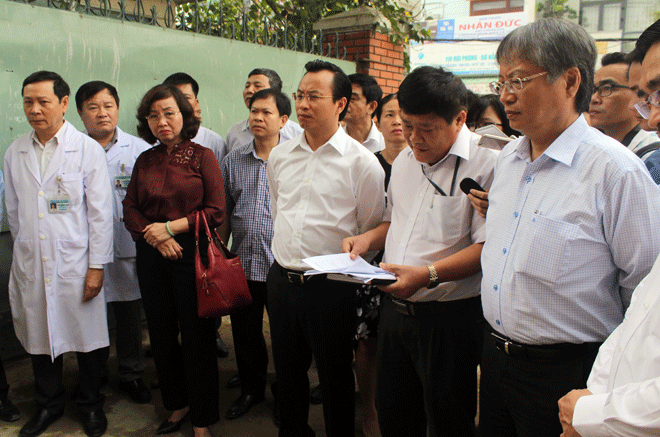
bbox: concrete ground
[0,314,357,437]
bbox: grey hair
[496,18,596,113]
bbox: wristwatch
[426,265,440,288]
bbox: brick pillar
[314,7,405,94]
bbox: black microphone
[459,178,485,196]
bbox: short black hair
[75,81,120,111]
[635,19,660,63]
[248,68,283,92]
[249,88,292,117]
[136,85,200,145]
[22,71,70,101]
[348,73,383,105]
[163,72,200,97]
[398,66,467,123]
[375,93,397,122]
[601,52,629,67]
[467,94,520,137]
[303,60,352,121]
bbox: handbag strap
[194,210,201,245]
[199,210,232,257]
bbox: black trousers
[0,356,9,399]
[376,295,480,437]
[479,326,599,437]
[30,348,106,414]
[267,263,357,437]
[230,280,268,396]
[136,235,219,428]
[100,299,145,382]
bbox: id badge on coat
[48,176,71,213]
[114,163,131,188]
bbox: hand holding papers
[302,253,396,285]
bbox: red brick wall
[322,29,404,95]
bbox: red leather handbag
[194,210,252,318]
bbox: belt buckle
[287,271,305,285]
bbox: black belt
[277,263,325,285]
[488,327,601,361]
[388,295,479,317]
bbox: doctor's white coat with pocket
[101,127,151,303]
[4,121,114,359]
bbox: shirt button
[525,176,531,183]
[496,319,501,325]
[294,232,299,237]
[45,278,50,283]
[502,248,507,254]
[39,213,44,219]
[305,178,310,183]
[39,191,44,196]
[493,284,498,291]
[513,212,519,218]
[644,302,650,310]
[40,235,46,240]
[300,205,304,210]
[42,256,47,262]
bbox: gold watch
[427,265,440,288]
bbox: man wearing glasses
[589,53,660,160]
[479,19,660,437]
[267,60,385,437]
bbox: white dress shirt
[343,120,384,153]
[226,117,302,152]
[192,126,228,164]
[267,126,386,271]
[573,252,660,436]
[383,126,497,302]
[481,115,660,345]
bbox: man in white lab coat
[4,71,113,437]
[75,81,152,404]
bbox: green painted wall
[0,0,355,233]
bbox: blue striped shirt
[482,115,660,345]
[220,142,274,282]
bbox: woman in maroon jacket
[123,85,225,437]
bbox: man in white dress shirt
[343,66,497,437]
[76,81,152,405]
[344,73,384,153]
[162,72,228,164]
[557,18,660,437]
[226,68,302,153]
[5,71,113,437]
[267,60,385,437]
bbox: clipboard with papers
[302,253,397,285]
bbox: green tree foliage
[177,0,429,69]
[536,0,577,19]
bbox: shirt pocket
[57,237,89,278]
[59,171,84,206]
[12,238,35,282]
[514,214,578,287]
[423,194,470,245]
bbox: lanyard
[421,156,461,197]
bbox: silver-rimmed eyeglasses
[634,89,660,120]
[489,72,548,95]
[292,93,333,103]
[146,111,180,122]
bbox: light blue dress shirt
[221,141,275,282]
[482,115,660,345]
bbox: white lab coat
[101,127,151,302]
[4,121,114,359]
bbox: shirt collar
[31,120,68,148]
[510,115,587,167]
[241,118,250,132]
[299,124,347,155]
